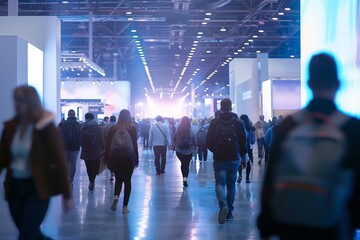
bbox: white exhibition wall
[301,0,360,117]
[0,36,28,132]
[230,56,300,122]
[0,16,61,121]
[61,81,131,120]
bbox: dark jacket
[80,119,104,161]
[104,125,139,168]
[58,116,81,151]
[0,112,71,201]
[257,99,360,239]
[206,111,247,161]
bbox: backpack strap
[292,109,349,127]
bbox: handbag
[97,156,106,175]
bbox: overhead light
[196,68,200,71]
[135,40,140,43]
[248,39,254,42]
[196,36,202,39]
[284,7,291,11]
[253,35,258,38]
[258,29,264,33]
[193,44,198,47]
[193,41,199,43]
[206,50,211,53]
[256,50,261,53]
[290,55,295,58]
[61,1,69,3]
[131,29,137,33]
[220,27,226,32]
[205,12,212,16]
[201,59,205,62]
[278,12,285,16]
[272,17,278,21]
[234,52,239,55]
[133,35,139,38]
[202,22,208,25]
[244,42,250,45]
[126,11,133,15]
[197,32,203,35]
[237,49,242,52]
[242,47,245,49]
[204,18,211,21]
[215,82,219,85]
[128,18,134,21]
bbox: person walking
[104,109,139,213]
[237,114,255,184]
[149,116,172,175]
[58,109,81,188]
[173,116,197,187]
[140,118,151,149]
[206,98,247,224]
[257,53,360,240]
[0,86,72,240]
[102,115,116,182]
[196,119,208,163]
[80,112,104,191]
[254,115,269,165]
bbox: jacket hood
[35,111,55,130]
[219,111,238,121]
[82,119,99,134]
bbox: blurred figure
[131,117,140,139]
[0,86,72,240]
[264,118,282,151]
[173,116,197,187]
[102,115,116,182]
[206,98,247,224]
[99,116,109,127]
[254,115,269,165]
[58,109,81,188]
[80,112,104,191]
[191,118,199,161]
[140,118,151,149]
[258,53,360,239]
[196,119,208,163]
[149,115,171,175]
[105,109,139,213]
[238,114,256,184]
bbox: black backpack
[110,129,134,158]
[177,133,193,150]
[61,120,80,150]
[214,119,239,155]
[196,128,207,146]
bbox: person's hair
[308,53,339,90]
[115,109,132,131]
[85,112,95,120]
[110,115,116,122]
[259,115,265,120]
[13,85,43,122]
[177,116,191,138]
[68,109,76,117]
[155,115,163,122]
[240,114,251,131]
[104,116,109,121]
[220,98,232,112]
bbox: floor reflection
[0,147,265,239]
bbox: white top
[11,124,34,179]
[149,121,171,147]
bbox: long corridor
[0,147,266,240]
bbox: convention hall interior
[0,0,359,239]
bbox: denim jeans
[213,160,240,212]
[66,150,79,183]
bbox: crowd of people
[1,53,360,239]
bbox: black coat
[80,120,104,161]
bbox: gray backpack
[271,110,354,228]
[110,129,134,158]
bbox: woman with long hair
[173,116,197,187]
[238,114,255,183]
[80,112,104,191]
[0,86,72,239]
[105,109,139,213]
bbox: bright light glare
[146,96,188,118]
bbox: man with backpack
[257,53,360,240]
[58,109,81,188]
[206,98,247,224]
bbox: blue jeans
[66,150,79,183]
[213,160,240,212]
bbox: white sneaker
[122,206,129,213]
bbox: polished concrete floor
[0,147,271,239]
